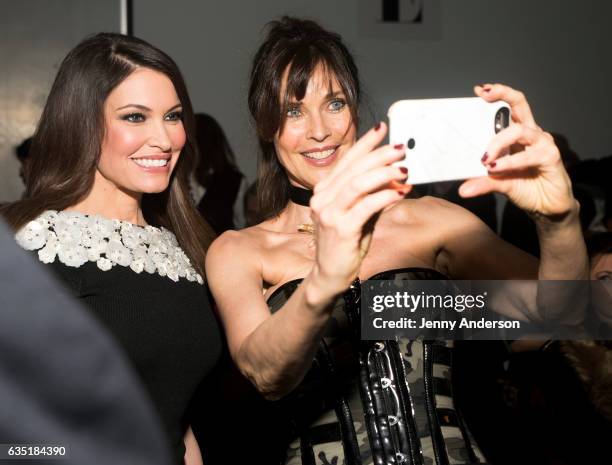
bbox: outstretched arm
[441,84,588,323]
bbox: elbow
[234,345,292,401]
[241,365,291,401]
[257,383,289,402]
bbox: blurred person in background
[192,112,243,233]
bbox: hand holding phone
[388,97,510,184]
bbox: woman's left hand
[459,83,576,220]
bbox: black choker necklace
[289,185,313,207]
[289,185,316,235]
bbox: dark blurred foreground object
[0,219,171,465]
[193,113,243,233]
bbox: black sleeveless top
[15,211,222,464]
[267,268,487,465]
[46,262,222,464]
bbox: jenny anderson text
[372,317,521,330]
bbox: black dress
[267,268,486,465]
[15,210,222,464]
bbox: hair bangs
[280,46,358,134]
[248,17,362,220]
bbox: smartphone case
[388,97,510,184]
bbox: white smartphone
[388,97,511,184]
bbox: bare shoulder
[205,225,267,276]
[207,229,247,259]
[208,226,260,253]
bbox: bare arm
[206,124,408,400]
[434,198,586,281]
[431,196,587,324]
[434,84,589,324]
[183,426,203,465]
[435,197,539,281]
[206,231,339,400]
[533,205,588,281]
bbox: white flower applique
[14,210,203,284]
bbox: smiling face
[97,67,185,195]
[274,64,357,189]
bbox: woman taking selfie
[206,17,588,465]
[3,33,221,465]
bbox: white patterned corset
[15,210,203,284]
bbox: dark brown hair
[248,17,361,220]
[2,33,214,277]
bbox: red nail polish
[374,122,381,131]
[394,143,404,150]
[399,167,408,174]
[398,189,408,196]
[489,161,497,168]
[481,152,488,163]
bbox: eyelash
[121,113,146,123]
[329,98,346,112]
[120,111,183,123]
[165,111,183,122]
[286,106,302,119]
[285,99,347,119]
[596,271,611,280]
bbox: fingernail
[398,189,408,196]
[399,167,408,174]
[394,143,404,150]
[374,122,381,131]
[481,152,488,163]
[489,161,497,168]
[483,85,492,92]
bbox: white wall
[3,1,610,202]
[134,0,612,186]
[0,0,121,203]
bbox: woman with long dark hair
[205,17,589,464]
[3,33,221,465]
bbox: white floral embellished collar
[15,210,203,284]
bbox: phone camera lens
[407,138,415,149]
[494,108,510,134]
